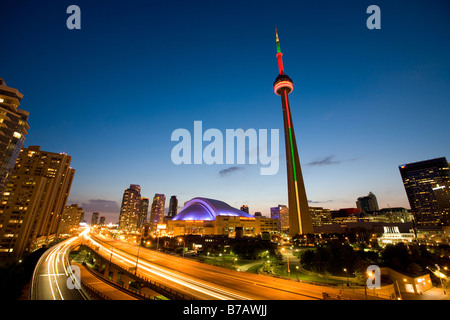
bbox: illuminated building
[273,29,313,236]
[99,216,105,226]
[279,205,290,233]
[240,205,249,214]
[168,195,178,218]
[91,211,99,226]
[149,193,166,231]
[138,197,149,228]
[167,198,278,236]
[399,157,450,226]
[118,184,142,232]
[58,204,83,235]
[433,184,450,224]
[356,192,379,213]
[378,207,413,223]
[0,146,74,264]
[377,226,415,247]
[309,206,332,227]
[270,205,289,233]
[0,78,30,193]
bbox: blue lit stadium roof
[171,197,253,221]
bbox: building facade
[168,195,178,218]
[356,192,379,213]
[270,205,289,233]
[138,197,149,229]
[0,78,30,193]
[58,204,83,236]
[91,211,99,226]
[399,157,450,226]
[240,205,249,214]
[118,184,142,232]
[0,146,74,264]
[149,193,166,231]
[309,206,332,227]
[378,207,413,223]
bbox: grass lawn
[272,265,349,285]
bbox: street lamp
[135,234,142,275]
[109,245,114,262]
[178,237,185,258]
[343,268,349,287]
[281,247,290,279]
[365,270,372,300]
[436,264,447,295]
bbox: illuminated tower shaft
[273,29,313,236]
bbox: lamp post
[135,234,141,275]
[156,232,160,251]
[343,268,349,287]
[109,245,114,262]
[365,270,370,300]
[179,237,185,258]
[281,247,290,279]
[436,264,447,295]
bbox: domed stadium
[167,197,278,237]
[172,197,253,221]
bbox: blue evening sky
[1,0,449,222]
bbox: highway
[84,232,348,300]
[30,235,89,300]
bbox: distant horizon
[71,187,419,225]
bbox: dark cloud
[306,156,340,167]
[219,166,245,177]
[308,200,334,204]
[306,156,358,167]
[79,199,120,213]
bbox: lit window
[13,132,21,139]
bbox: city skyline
[2,1,450,223]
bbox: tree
[407,263,423,276]
[380,243,410,273]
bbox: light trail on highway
[31,235,87,300]
[84,232,252,300]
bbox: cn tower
[273,28,313,236]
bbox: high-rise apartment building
[168,195,178,218]
[91,211,99,226]
[399,157,450,226]
[58,204,83,235]
[240,205,249,214]
[118,184,142,232]
[138,197,149,229]
[356,192,379,213]
[0,78,30,193]
[99,216,106,226]
[0,146,75,264]
[149,194,165,231]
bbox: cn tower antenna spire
[275,27,284,75]
[275,26,281,52]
